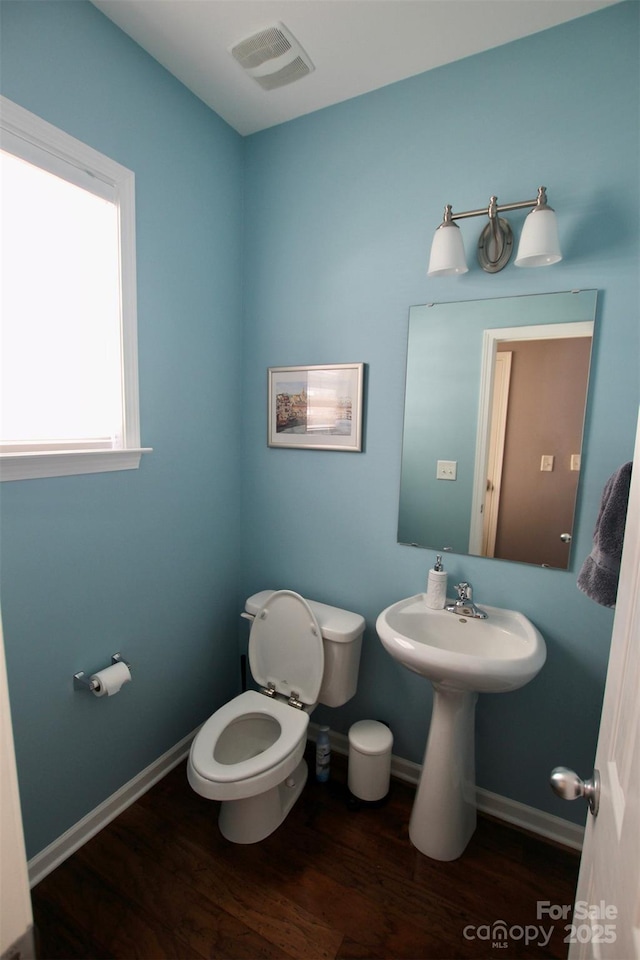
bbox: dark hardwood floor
[32,746,579,960]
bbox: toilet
[187,589,365,843]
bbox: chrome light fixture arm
[445,187,550,223]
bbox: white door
[567,410,640,960]
[482,351,512,557]
[0,610,35,959]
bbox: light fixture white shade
[427,222,468,276]
[514,207,562,267]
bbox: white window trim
[0,97,151,481]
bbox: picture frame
[268,363,364,451]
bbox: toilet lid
[249,590,324,705]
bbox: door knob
[550,766,600,816]
[560,533,572,542]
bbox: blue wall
[1,0,638,859]
[241,2,639,820]
[0,1,244,857]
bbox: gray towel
[577,462,632,607]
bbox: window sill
[0,448,153,482]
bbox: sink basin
[376,593,546,693]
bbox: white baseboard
[29,721,582,888]
[28,728,198,888]
[310,722,584,852]
[475,785,584,851]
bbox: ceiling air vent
[229,22,314,91]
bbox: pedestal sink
[376,593,546,861]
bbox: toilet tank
[245,590,365,707]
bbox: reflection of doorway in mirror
[492,337,591,566]
[482,351,512,557]
[469,320,594,569]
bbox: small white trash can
[348,720,393,802]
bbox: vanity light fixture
[427,186,562,276]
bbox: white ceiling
[91,0,619,136]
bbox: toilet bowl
[187,589,364,844]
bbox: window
[0,97,150,481]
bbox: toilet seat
[249,589,324,706]
[190,689,309,785]
[187,589,335,818]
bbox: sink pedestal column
[409,684,477,861]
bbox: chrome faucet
[445,582,487,619]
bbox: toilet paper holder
[73,653,130,691]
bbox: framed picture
[268,363,364,451]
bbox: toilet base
[218,758,308,844]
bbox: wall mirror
[398,290,597,569]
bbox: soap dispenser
[425,554,447,610]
